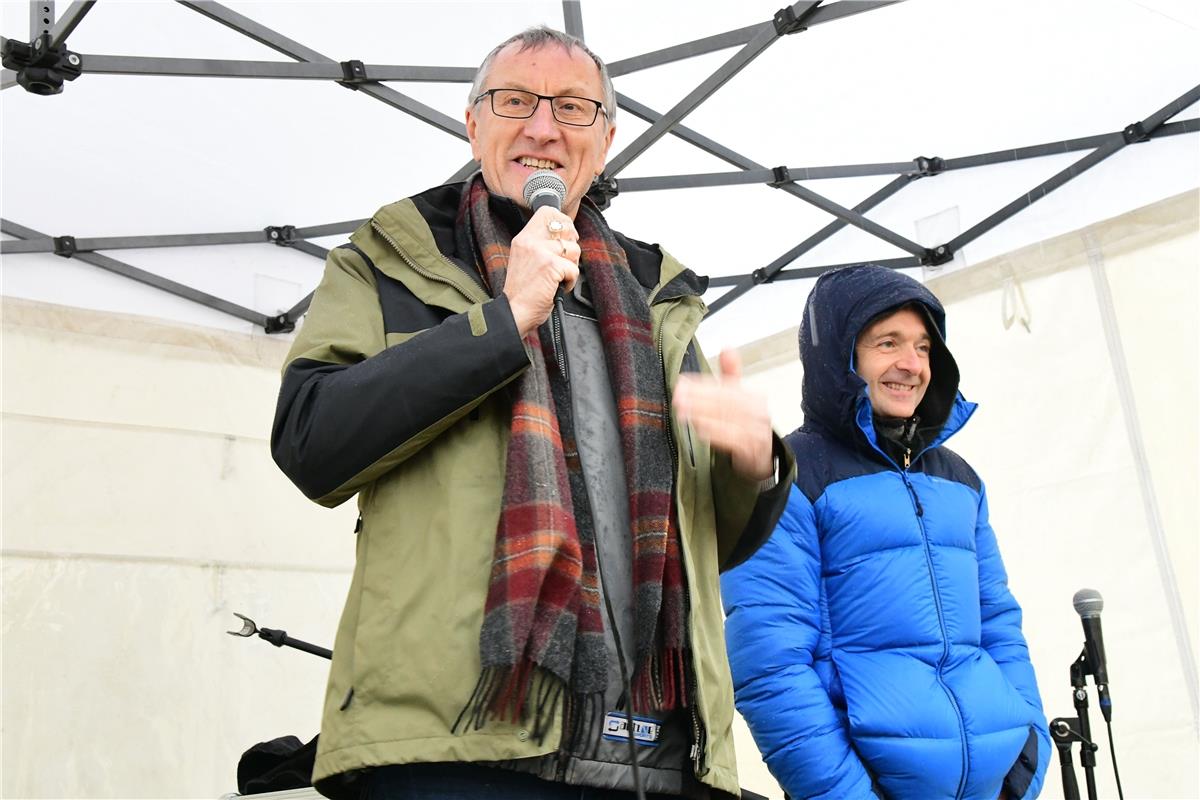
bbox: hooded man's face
[854,307,932,419]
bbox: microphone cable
[1104,717,1125,800]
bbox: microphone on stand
[1073,588,1112,722]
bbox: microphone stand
[227,612,333,660]
[1052,651,1101,800]
[1049,717,1082,800]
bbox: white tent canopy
[1,1,1197,797]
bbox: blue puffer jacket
[722,265,1050,800]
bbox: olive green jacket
[271,186,794,797]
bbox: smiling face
[854,306,933,419]
[465,41,615,218]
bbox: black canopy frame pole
[606,0,902,78]
[603,2,820,179]
[177,0,467,140]
[2,116,1193,259]
[706,175,918,314]
[945,83,1200,256]
[700,88,1200,313]
[1,218,272,328]
[612,90,929,272]
[47,0,94,47]
[2,2,1196,329]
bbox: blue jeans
[363,762,678,799]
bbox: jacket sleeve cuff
[719,434,795,571]
[1003,728,1039,799]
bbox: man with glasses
[271,26,793,800]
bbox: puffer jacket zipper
[900,445,969,799]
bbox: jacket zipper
[654,296,708,778]
[903,458,968,798]
[371,221,488,305]
[551,294,568,381]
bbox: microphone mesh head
[522,169,566,209]
[1073,588,1104,617]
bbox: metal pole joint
[264,313,295,334]
[912,155,945,177]
[922,243,954,266]
[586,176,619,210]
[339,59,368,90]
[773,2,821,36]
[769,165,793,187]
[1122,122,1149,144]
[265,225,298,246]
[52,235,77,257]
[1,31,82,94]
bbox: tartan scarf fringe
[452,662,565,745]
[632,645,690,713]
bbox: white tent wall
[736,190,1200,799]
[1,299,357,797]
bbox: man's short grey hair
[468,26,617,123]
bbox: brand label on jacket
[602,712,661,746]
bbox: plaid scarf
[452,175,689,741]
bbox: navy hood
[799,264,963,447]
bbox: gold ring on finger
[547,219,566,238]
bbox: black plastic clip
[913,155,945,177]
[1,32,83,95]
[53,235,77,258]
[264,313,295,335]
[338,59,368,90]
[586,176,619,211]
[769,165,792,187]
[1122,121,1149,144]
[752,267,771,285]
[922,244,954,267]
[773,3,820,36]
[265,225,297,246]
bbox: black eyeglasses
[474,88,607,127]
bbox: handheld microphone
[1073,588,1112,721]
[522,170,571,307]
[522,169,566,211]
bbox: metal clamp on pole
[1122,122,1149,144]
[773,2,822,36]
[1,32,82,95]
[586,176,619,210]
[264,313,295,334]
[1050,717,1087,800]
[52,235,77,258]
[264,225,298,246]
[922,244,954,266]
[338,59,368,90]
[768,165,792,187]
[912,155,945,177]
